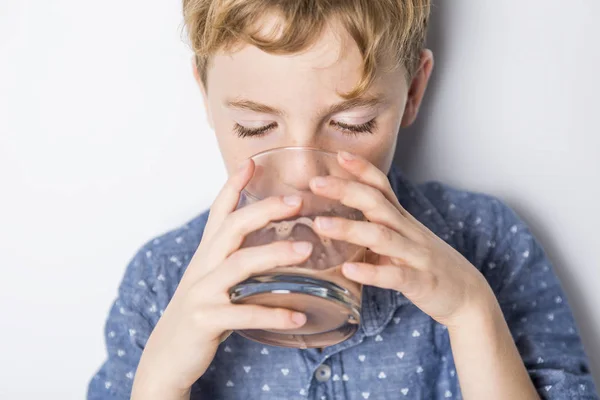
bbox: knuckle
[412,271,437,300]
[272,308,293,326]
[243,307,260,324]
[227,250,249,273]
[375,224,393,242]
[224,212,242,233]
[416,245,434,265]
[391,266,405,285]
[427,272,439,292]
[268,195,286,208]
[363,187,384,212]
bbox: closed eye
[233,118,377,138]
[330,119,377,135]
[234,122,277,138]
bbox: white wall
[397,0,600,383]
[0,0,598,398]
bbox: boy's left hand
[310,151,495,329]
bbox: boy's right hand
[131,160,310,400]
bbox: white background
[1,0,598,398]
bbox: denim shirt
[88,166,598,400]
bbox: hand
[132,160,310,399]
[309,151,493,328]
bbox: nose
[248,147,339,197]
[280,148,329,191]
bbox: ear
[192,57,214,130]
[400,49,434,128]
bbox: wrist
[447,278,502,334]
[132,363,191,400]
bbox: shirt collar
[359,164,455,337]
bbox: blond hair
[182,0,430,98]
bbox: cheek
[212,120,276,176]
[344,123,399,174]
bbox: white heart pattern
[412,330,421,337]
[224,346,232,353]
[261,348,269,355]
[358,355,366,362]
[342,374,350,381]
[332,374,340,381]
[226,380,234,387]
[375,335,383,342]
[444,390,452,397]
[243,366,251,373]
[262,384,270,392]
[362,393,370,399]
[378,371,386,379]
[281,368,289,376]
[416,366,424,373]
[545,386,552,392]
[401,388,409,396]
[396,352,405,359]
[393,317,401,324]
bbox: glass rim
[241,146,340,200]
[249,146,338,161]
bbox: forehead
[207,23,364,96]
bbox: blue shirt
[88,166,598,399]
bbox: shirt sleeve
[484,203,598,399]
[87,246,164,400]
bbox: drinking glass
[229,147,366,348]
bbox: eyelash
[234,119,377,138]
[331,119,377,135]
[234,122,277,138]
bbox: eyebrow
[225,99,286,116]
[322,96,383,116]
[224,95,384,118]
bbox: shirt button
[315,364,332,382]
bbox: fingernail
[312,176,328,188]
[343,263,358,274]
[316,217,335,230]
[283,195,302,206]
[339,151,356,161]
[292,312,307,326]
[292,241,313,255]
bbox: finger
[342,262,433,301]
[213,304,307,332]
[205,240,313,289]
[203,159,255,241]
[314,217,422,265]
[219,330,232,343]
[337,151,403,210]
[335,152,438,241]
[203,195,303,269]
[310,175,416,239]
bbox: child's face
[194,22,433,175]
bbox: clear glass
[229,147,366,348]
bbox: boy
[88,0,597,399]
